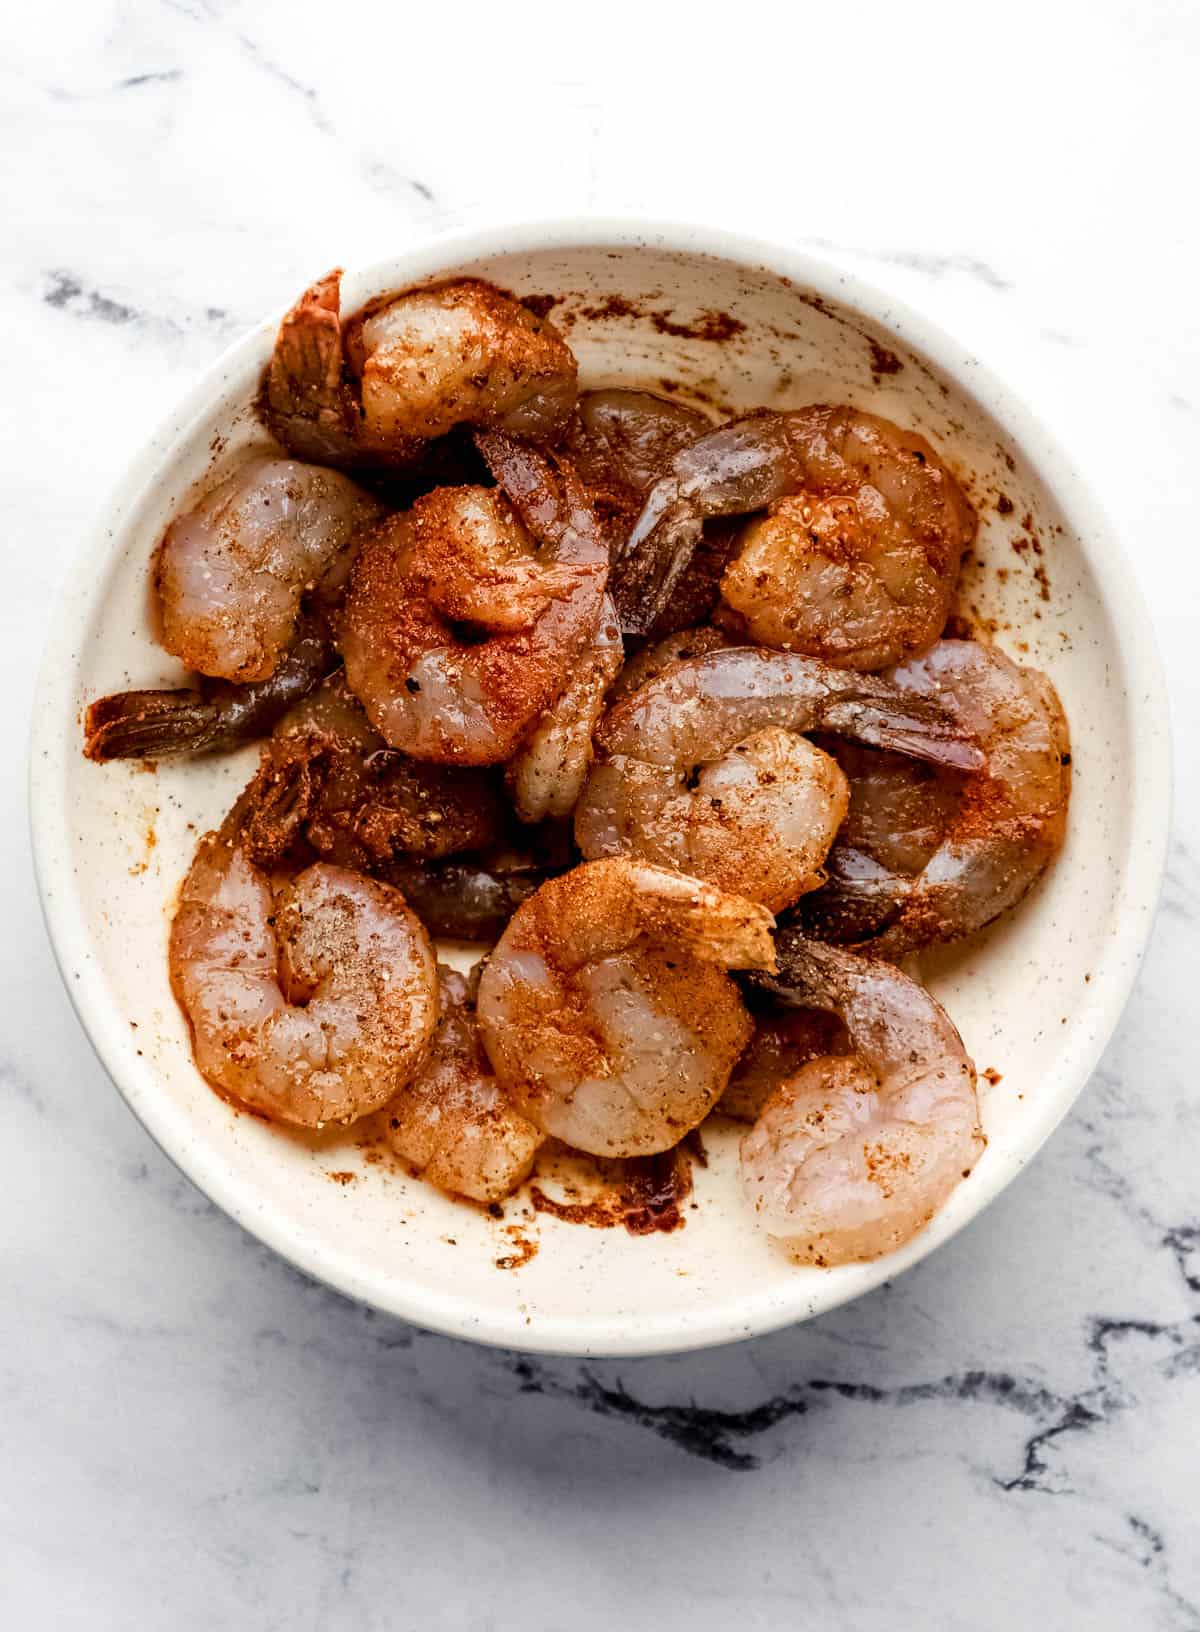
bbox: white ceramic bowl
[31,220,1169,1356]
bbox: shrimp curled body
[797,640,1070,953]
[621,406,976,653]
[340,449,608,765]
[741,935,983,1264]
[265,271,577,467]
[476,858,776,1157]
[170,837,438,1127]
[576,646,983,912]
[157,456,382,683]
[384,966,544,1202]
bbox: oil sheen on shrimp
[796,640,1070,953]
[576,645,984,912]
[384,966,543,1202]
[619,406,976,651]
[339,442,608,765]
[741,933,984,1264]
[170,836,438,1127]
[265,270,577,466]
[157,456,383,683]
[505,597,623,823]
[476,857,776,1157]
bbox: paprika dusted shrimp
[575,646,983,912]
[476,858,775,1156]
[618,406,975,649]
[505,598,624,823]
[264,270,577,466]
[797,640,1071,953]
[170,836,438,1127]
[339,441,608,764]
[741,934,984,1264]
[156,456,383,683]
[384,966,543,1202]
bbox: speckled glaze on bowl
[30,221,1169,1356]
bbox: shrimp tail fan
[83,691,226,761]
[820,693,984,773]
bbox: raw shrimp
[264,270,577,466]
[170,836,438,1127]
[384,966,543,1202]
[795,640,1070,953]
[232,687,507,874]
[720,1007,849,1122]
[339,441,608,764]
[606,624,732,706]
[741,933,983,1264]
[157,456,383,683]
[618,406,976,647]
[575,646,983,912]
[83,612,336,761]
[476,857,776,1156]
[505,598,623,823]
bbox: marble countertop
[5,1,1198,1626]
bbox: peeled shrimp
[741,934,983,1264]
[796,640,1070,953]
[606,625,732,706]
[157,456,383,683]
[339,441,607,765]
[265,270,577,466]
[505,598,623,823]
[83,612,336,761]
[384,966,543,1202]
[170,836,438,1127]
[619,406,976,648]
[476,857,775,1156]
[575,646,983,912]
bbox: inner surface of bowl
[37,231,1161,1355]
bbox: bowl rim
[29,215,1172,1357]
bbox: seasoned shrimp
[606,624,732,706]
[741,934,983,1264]
[83,612,336,761]
[505,598,623,823]
[170,837,438,1127]
[232,676,506,874]
[384,966,543,1202]
[340,441,607,764]
[265,270,577,466]
[576,646,983,912]
[476,858,775,1156]
[796,641,1070,953]
[157,456,383,683]
[618,406,976,648]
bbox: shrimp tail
[263,269,360,466]
[84,690,228,761]
[819,695,985,773]
[222,736,329,868]
[790,847,913,945]
[84,615,338,762]
[744,927,879,1014]
[609,484,700,635]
